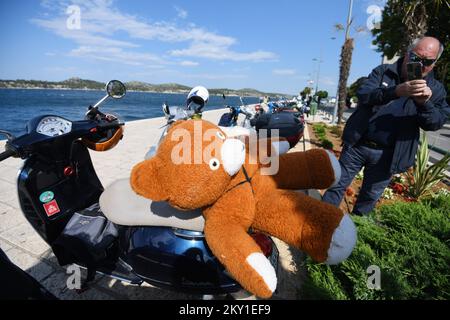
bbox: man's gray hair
[408,37,444,60]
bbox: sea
[0,89,259,139]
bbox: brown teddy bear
[130,119,357,298]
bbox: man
[323,36,450,215]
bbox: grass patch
[321,139,334,150]
[329,125,343,137]
[302,194,450,300]
[312,123,334,149]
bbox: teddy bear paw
[325,150,341,187]
[325,214,357,265]
[246,253,277,294]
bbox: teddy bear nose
[220,138,246,176]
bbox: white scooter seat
[99,178,205,232]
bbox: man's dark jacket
[343,58,450,174]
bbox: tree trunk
[337,38,354,124]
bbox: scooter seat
[99,178,205,231]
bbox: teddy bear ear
[130,157,168,201]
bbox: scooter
[0,81,278,298]
[218,96,257,129]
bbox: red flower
[346,187,355,197]
[391,182,405,194]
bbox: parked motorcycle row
[218,96,305,148]
[0,81,306,300]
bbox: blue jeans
[322,144,393,215]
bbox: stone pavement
[0,109,315,300]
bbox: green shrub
[302,195,450,300]
[406,130,450,200]
[312,123,327,136]
[329,125,343,137]
[321,139,334,150]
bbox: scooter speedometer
[36,116,72,137]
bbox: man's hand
[411,86,432,106]
[395,80,428,97]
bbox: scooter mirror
[162,102,171,119]
[106,80,126,99]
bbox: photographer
[323,36,450,216]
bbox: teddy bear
[130,119,357,298]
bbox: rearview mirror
[106,80,126,99]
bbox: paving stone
[3,247,55,282]
[40,271,115,300]
[0,207,27,232]
[94,276,199,300]
[1,222,50,255]
[271,238,303,300]
[0,200,14,212]
[0,180,15,193]
[0,188,19,208]
[0,237,12,252]
[0,164,20,181]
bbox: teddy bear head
[131,120,247,210]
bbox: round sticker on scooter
[39,191,54,203]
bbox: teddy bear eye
[216,131,226,140]
[209,158,220,170]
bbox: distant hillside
[0,78,105,90]
[0,78,290,97]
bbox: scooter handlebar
[0,148,17,162]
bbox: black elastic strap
[226,167,254,194]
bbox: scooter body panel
[120,226,243,294]
[17,140,103,243]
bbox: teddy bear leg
[204,216,277,298]
[253,190,356,263]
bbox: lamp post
[312,55,323,95]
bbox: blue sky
[0,0,387,95]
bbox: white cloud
[181,73,248,80]
[171,45,277,62]
[174,6,188,19]
[32,0,276,65]
[69,46,166,66]
[272,69,297,76]
[319,76,337,86]
[180,60,199,67]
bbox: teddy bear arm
[253,189,356,263]
[203,207,277,298]
[272,149,341,190]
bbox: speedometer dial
[36,116,72,137]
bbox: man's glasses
[409,51,436,67]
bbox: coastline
[0,86,258,97]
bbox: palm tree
[335,0,354,124]
[391,0,448,54]
[337,38,354,124]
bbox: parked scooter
[218,96,257,129]
[0,81,278,299]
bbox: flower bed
[307,122,450,213]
